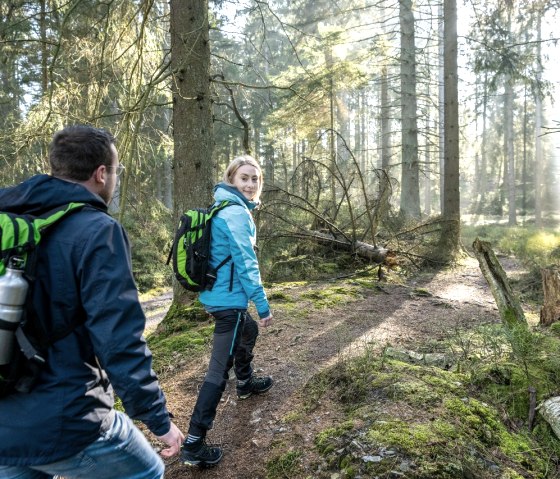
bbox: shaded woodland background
[1,0,559,293]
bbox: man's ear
[92,164,107,185]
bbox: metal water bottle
[0,260,29,365]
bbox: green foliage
[462,224,560,268]
[121,200,173,293]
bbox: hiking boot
[181,439,223,467]
[237,375,273,399]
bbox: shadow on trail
[163,260,501,478]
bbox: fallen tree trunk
[472,238,527,328]
[540,267,560,326]
[292,230,389,263]
[538,396,560,439]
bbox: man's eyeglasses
[107,163,125,177]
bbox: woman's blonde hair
[223,155,264,203]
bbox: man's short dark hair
[49,125,116,181]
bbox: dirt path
[154,256,525,478]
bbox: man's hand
[157,421,185,458]
[259,314,273,327]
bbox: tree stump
[540,267,560,326]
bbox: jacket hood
[213,182,259,211]
[0,174,107,215]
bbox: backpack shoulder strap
[1,203,90,273]
[16,202,102,363]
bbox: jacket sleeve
[216,207,270,318]
[76,218,171,437]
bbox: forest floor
[142,254,534,479]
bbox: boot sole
[237,383,273,400]
[183,459,221,468]
[182,450,224,468]
[182,454,223,468]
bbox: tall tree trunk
[504,74,516,226]
[478,71,489,213]
[336,90,351,171]
[534,12,543,228]
[355,91,364,177]
[504,5,516,226]
[438,2,445,215]
[170,0,214,304]
[439,0,461,258]
[380,66,392,205]
[399,0,420,218]
[380,66,391,172]
[522,82,528,216]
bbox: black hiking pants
[188,309,258,437]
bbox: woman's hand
[259,314,273,327]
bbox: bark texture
[399,0,420,218]
[170,0,214,303]
[540,267,560,326]
[472,238,526,328]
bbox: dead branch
[213,73,251,154]
[288,230,388,263]
[472,238,527,328]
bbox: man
[0,125,183,478]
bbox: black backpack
[0,203,87,397]
[168,201,233,292]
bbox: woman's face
[231,164,260,201]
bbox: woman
[182,155,273,468]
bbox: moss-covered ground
[285,320,560,479]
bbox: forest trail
[153,256,526,478]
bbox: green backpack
[0,202,87,396]
[168,201,233,292]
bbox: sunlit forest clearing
[2,0,560,477]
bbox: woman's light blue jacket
[199,183,270,319]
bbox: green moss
[148,322,214,375]
[155,301,209,335]
[443,397,500,445]
[265,450,303,479]
[306,343,552,478]
[315,421,354,453]
[549,322,560,337]
[268,291,295,302]
[147,303,214,376]
[389,379,442,406]
[301,285,361,308]
[367,420,447,453]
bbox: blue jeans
[0,411,164,479]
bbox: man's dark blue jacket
[0,175,171,466]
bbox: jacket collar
[214,182,259,211]
[0,174,108,215]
